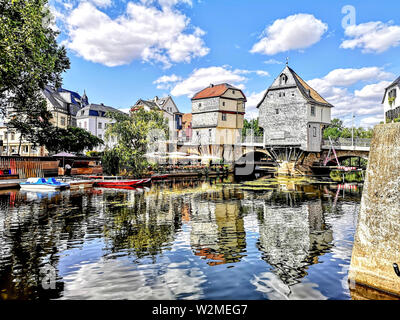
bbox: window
[279,93,281,97]
[60,116,66,126]
[98,134,102,139]
[232,90,235,94]
[311,106,316,116]
[275,109,279,115]
[84,121,87,129]
[23,145,29,153]
[98,122,102,129]
[222,101,225,107]
[198,103,201,107]
[279,73,288,85]
[313,127,317,137]
[222,113,227,121]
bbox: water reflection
[0,178,363,300]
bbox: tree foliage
[105,109,169,176]
[43,126,104,154]
[242,118,263,137]
[323,118,373,140]
[0,0,70,148]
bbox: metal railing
[241,136,264,144]
[322,138,371,148]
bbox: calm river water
[0,176,361,300]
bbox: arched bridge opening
[234,150,277,179]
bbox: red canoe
[94,178,151,188]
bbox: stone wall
[349,123,400,297]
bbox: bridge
[237,136,371,176]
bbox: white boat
[19,178,70,191]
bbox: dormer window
[279,73,288,85]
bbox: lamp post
[351,112,355,149]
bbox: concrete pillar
[349,123,400,298]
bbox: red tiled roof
[192,83,245,100]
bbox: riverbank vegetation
[323,119,373,140]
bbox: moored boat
[94,178,151,188]
[20,178,70,191]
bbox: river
[0,176,361,300]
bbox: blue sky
[50,0,400,127]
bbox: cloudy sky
[50,0,400,127]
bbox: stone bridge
[237,136,371,175]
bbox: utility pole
[351,112,355,148]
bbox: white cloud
[360,115,384,128]
[170,66,247,97]
[164,66,268,98]
[250,14,328,55]
[244,90,266,120]
[308,68,393,126]
[354,81,391,100]
[341,21,400,53]
[90,0,112,8]
[64,1,209,67]
[153,74,182,89]
[263,59,283,65]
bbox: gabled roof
[192,83,247,101]
[256,66,333,108]
[382,76,400,104]
[77,103,124,118]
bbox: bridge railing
[241,136,264,144]
[322,138,371,148]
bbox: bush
[102,149,120,175]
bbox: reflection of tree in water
[0,189,104,300]
[250,190,333,286]
[103,190,181,260]
[190,188,246,266]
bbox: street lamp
[351,113,354,148]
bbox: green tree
[242,118,263,137]
[43,127,103,154]
[105,109,169,176]
[0,0,70,149]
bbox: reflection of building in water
[247,198,333,286]
[190,192,246,266]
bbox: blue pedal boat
[20,178,70,191]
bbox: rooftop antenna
[286,57,289,66]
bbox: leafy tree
[0,0,70,149]
[105,109,169,176]
[323,118,374,140]
[43,127,103,154]
[242,118,263,137]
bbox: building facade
[191,83,246,157]
[0,86,88,156]
[257,65,333,152]
[77,103,125,152]
[382,76,400,122]
[132,96,182,141]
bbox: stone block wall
[349,123,400,297]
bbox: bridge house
[191,83,246,161]
[257,65,333,161]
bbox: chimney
[210,84,214,88]
[154,96,158,102]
